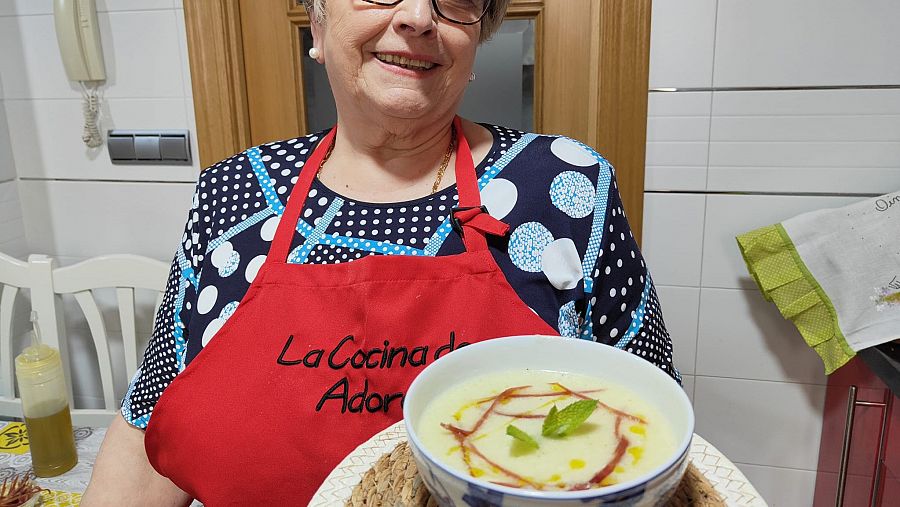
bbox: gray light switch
[160,135,189,161]
[134,136,161,160]
[108,136,135,160]
[108,130,192,165]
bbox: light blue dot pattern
[614,275,651,349]
[219,301,239,320]
[121,369,140,426]
[288,197,344,264]
[177,249,199,291]
[578,300,594,341]
[574,141,612,295]
[509,222,554,273]
[208,208,276,253]
[551,171,595,218]
[295,217,314,237]
[218,251,240,278]
[319,234,426,256]
[173,277,189,372]
[181,266,198,291]
[247,147,285,215]
[558,301,578,338]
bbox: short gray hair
[302,0,511,43]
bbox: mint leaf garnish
[541,399,598,438]
[506,424,539,449]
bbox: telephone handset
[53,0,106,147]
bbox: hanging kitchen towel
[736,191,900,374]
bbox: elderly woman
[83,0,678,504]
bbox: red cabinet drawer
[814,358,895,506]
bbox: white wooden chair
[0,251,29,418]
[0,253,66,419]
[0,253,168,426]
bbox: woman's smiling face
[311,0,481,122]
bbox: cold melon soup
[417,369,676,491]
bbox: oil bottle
[14,311,77,477]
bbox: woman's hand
[81,413,192,507]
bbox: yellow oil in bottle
[24,404,77,477]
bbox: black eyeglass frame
[359,0,491,26]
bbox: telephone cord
[80,82,103,148]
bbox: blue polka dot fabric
[122,124,680,429]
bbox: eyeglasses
[359,0,490,26]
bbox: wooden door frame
[183,0,650,240]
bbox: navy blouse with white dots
[121,124,680,429]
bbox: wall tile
[0,199,23,224]
[693,376,826,470]
[0,181,21,204]
[0,219,25,248]
[641,192,706,286]
[185,98,201,168]
[99,10,184,98]
[649,0,717,89]
[701,194,865,290]
[5,98,199,181]
[714,0,900,87]
[0,10,184,100]
[707,89,900,194]
[0,181,26,258]
[656,286,700,375]
[0,1,174,16]
[0,103,15,182]
[0,238,27,260]
[645,92,711,191]
[696,288,827,384]
[736,463,817,507]
[0,1,51,16]
[0,14,73,99]
[681,374,695,405]
[96,0,176,11]
[174,8,193,98]
[18,179,194,259]
[711,90,900,141]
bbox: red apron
[145,117,559,505]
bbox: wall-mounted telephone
[53,0,106,147]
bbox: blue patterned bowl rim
[403,335,695,502]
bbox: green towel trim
[736,224,854,374]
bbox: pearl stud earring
[308,47,321,60]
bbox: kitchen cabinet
[813,357,897,506]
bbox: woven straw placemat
[347,441,725,507]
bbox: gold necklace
[317,127,456,196]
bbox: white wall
[0,45,29,401]
[644,1,900,505]
[0,85,27,260]
[0,0,197,408]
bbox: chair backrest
[52,255,168,426]
[0,253,168,426]
[0,253,65,419]
[0,251,28,417]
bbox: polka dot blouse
[121,124,681,429]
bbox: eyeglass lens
[361,0,489,25]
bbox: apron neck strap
[268,116,500,262]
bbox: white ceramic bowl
[403,335,694,507]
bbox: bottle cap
[15,343,60,375]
